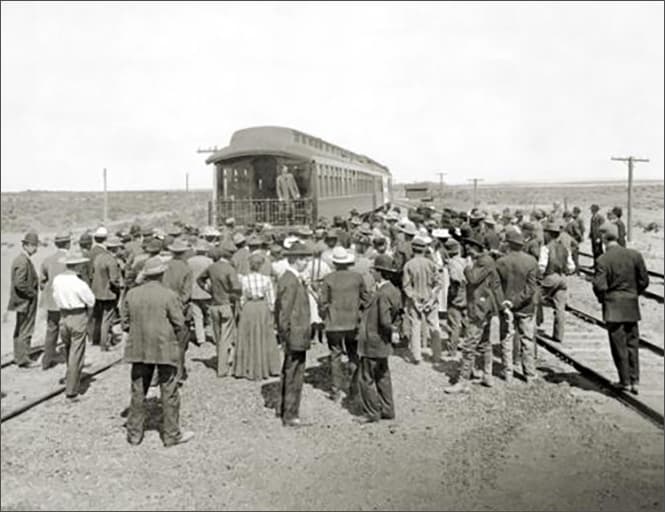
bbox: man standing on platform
[52,249,96,401]
[275,242,312,427]
[39,232,71,370]
[8,231,41,368]
[276,165,301,223]
[592,223,649,395]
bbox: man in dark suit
[91,236,123,350]
[122,257,193,447]
[608,206,627,248]
[275,242,312,427]
[276,165,301,223]
[592,223,649,395]
[496,231,539,382]
[39,232,71,369]
[356,255,402,423]
[8,231,41,368]
[589,204,605,263]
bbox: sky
[1,1,663,191]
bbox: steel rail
[578,250,664,280]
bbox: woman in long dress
[233,253,281,380]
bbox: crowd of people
[7,201,648,446]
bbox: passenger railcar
[205,126,391,227]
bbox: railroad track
[0,342,125,423]
[577,251,664,303]
[535,304,664,428]
[0,342,65,369]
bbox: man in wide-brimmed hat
[495,230,539,383]
[52,249,95,401]
[538,221,575,343]
[8,231,41,368]
[162,239,194,383]
[38,231,72,370]
[231,232,249,276]
[196,242,241,378]
[356,254,402,423]
[319,246,368,404]
[122,256,193,447]
[393,222,416,274]
[445,237,506,393]
[403,236,444,365]
[275,242,312,427]
[320,229,339,268]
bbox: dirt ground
[1,339,662,511]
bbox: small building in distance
[404,184,432,201]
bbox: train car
[204,126,391,227]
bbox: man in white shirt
[52,250,96,401]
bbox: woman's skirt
[233,300,281,380]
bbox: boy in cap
[52,249,96,400]
[275,242,312,427]
[122,257,193,447]
[8,231,41,368]
[39,232,72,369]
[356,254,402,423]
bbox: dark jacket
[122,280,185,367]
[592,244,649,323]
[496,250,538,315]
[91,249,122,300]
[565,219,583,244]
[483,229,500,251]
[275,269,311,351]
[358,281,402,358]
[88,244,106,267]
[8,252,39,313]
[615,219,627,248]
[464,253,504,323]
[196,259,241,306]
[39,248,68,311]
[523,236,541,262]
[188,254,213,300]
[392,240,413,273]
[447,255,468,309]
[590,213,605,242]
[162,257,193,306]
[231,246,250,276]
[319,269,368,332]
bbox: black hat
[463,237,485,251]
[373,254,395,273]
[286,242,312,256]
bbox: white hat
[422,235,433,245]
[432,228,450,239]
[283,235,299,249]
[331,246,355,265]
[94,226,108,238]
[418,227,428,237]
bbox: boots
[481,350,493,387]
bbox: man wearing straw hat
[39,231,72,370]
[91,235,123,351]
[162,239,194,383]
[319,246,368,403]
[8,230,41,368]
[52,249,96,401]
[122,256,193,446]
[356,254,402,423]
[275,242,312,427]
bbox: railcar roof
[205,126,390,175]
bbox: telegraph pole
[435,172,447,209]
[467,178,484,208]
[197,146,219,154]
[611,156,649,242]
[103,168,108,224]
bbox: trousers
[459,317,492,381]
[540,274,567,342]
[406,300,441,362]
[190,299,210,345]
[280,349,306,422]
[499,312,535,378]
[607,321,640,386]
[326,330,359,395]
[60,310,88,396]
[126,363,181,446]
[210,304,236,377]
[91,299,117,349]
[43,310,61,369]
[358,357,394,421]
[13,299,37,366]
[447,305,467,354]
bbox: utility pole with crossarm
[467,178,484,208]
[611,156,649,242]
